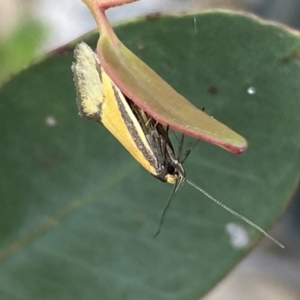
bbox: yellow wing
[72,42,159,177]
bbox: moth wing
[72,42,103,120]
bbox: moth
[72,42,283,247]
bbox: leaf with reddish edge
[98,34,248,154]
[82,0,248,154]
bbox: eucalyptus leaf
[1,11,300,300]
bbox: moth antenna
[185,179,284,248]
[153,178,182,238]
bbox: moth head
[164,159,186,184]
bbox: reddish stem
[82,0,123,42]
[97,0,137,10]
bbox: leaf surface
[1,11,300,300]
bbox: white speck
[225,222,249,249]
[247,87,256,95]
[45,116,57,127]
[194,17,197,34]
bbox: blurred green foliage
[0,19,46,83]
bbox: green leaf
[0,19,46,83]
[98,33,248,153]
[1,10,300,299]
